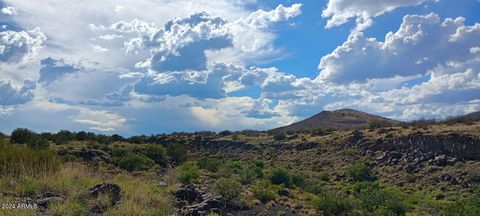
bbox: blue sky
[0,0,479,135]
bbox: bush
[446,186,480,216]
[143,144,168,166]
[177,162,200,184]
[52,130,75,144]
[214,178,242,201]
[239,167,257,185]
[273,133,287,141]
[290,171,306,188]
[0,140,60,176]
[347,163,373,182]
[112,147,129,157]
[225,160,245,174]
[167,143,187,164]
[27,137,49,149]
[311,192,350,216]
[352,182,406,215]
[10,128,37,144]
[319,171,331,182]
[253,187,276,204]
[112,153,154,171]
[252,182,278,204]
[268,167,304,187]
[197,156,221,172]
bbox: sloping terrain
[272,109,402,132]
[1,120,480,215]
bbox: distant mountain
[272,109,402,132]
[444,111,480,123]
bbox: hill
[272,108,402,132]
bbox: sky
[0,0,479,136]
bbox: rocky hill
[272,108,402,132]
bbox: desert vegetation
[0,113,479,215]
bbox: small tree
[112,153,154,171]
[347,163,373,182]
[143,144,168,166]
[214,178,242,202]
[10,128,36,144]
[239,167,257,185]
[167,143,187,164]
[269,167,292,186]
[311,192,350,216]
[197,156,221,172]
[177,162,200,184]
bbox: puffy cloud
[318,13,480,83]
[322,0,428,30]
[134,68,227,99]
[0,28,45,63]
[134,63,306,100]
[95,4,302,72]
[0,79,36,105]
[241,3,302,29]
[1,6,16,15]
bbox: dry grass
[0,142,60,177]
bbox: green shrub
[311,192,350,216]
[446,186,480,216]
[352,182,406,215]
[319,171,331,182]
[197,156,221,172]
[347,163,373,182]
[0,141,60,176]
[10,128,37,144]
[273,133,287,141]
[143,144,168,166]
[290,171,305,187]
[253,188,276,203]
[252,166,264,178]
[214,178,242,201]
[167,143,187,164]
[27,137,49,149]
[112,153,154,171]
[225,160,245,174]
[112,147,129,157]
[268,167,304,187]
[177,162,200,184]
[239,167,257,185]
[253,183,276,204]
[253,160,264,169]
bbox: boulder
[88,182,122,214]
[36,197,64,208]
[175,185,202,203]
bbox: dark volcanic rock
[359,132,480,171]
[59,149,110,162]
[175,184,202,203]
[176,185,225,216]
[88,182,121,214]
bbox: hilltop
[272,108,402,132]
